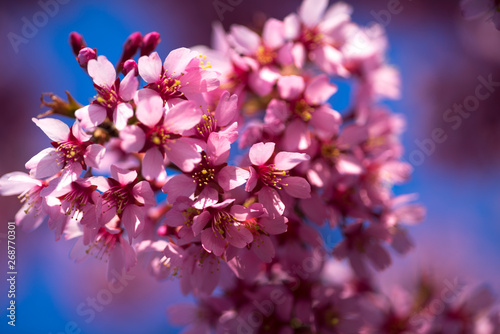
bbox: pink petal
[283,176,311,199]
[229,25,261,55]
[283,13,300,40]
[305,74,338,105]
[163,47,196,76]
[110,165,137,185]
[274,152,309,171]
[32,117,69,142]
[167,138,202,172]
[87,56,116,88]
[119,70,139,101]
[260,216,288,235]
[142,147,166,181]
[136,94,164,127]
[258,186,285,217]
[214,91,238,127]
[206,132,230,166]
[0,172,41,196]
[201,229,226,256]
[113,103,134,131]
[218,166,250,191]
[299,0,328,27]
[162,174,196,203]
[226,224,253,248]
[84,144,105,169]
[138,52,162,83]
[283,119,311,151]
[292,43,306,68]
[310,45,347,76]
[164,101,202,133]
[248,67,280,96]
[122,205,145,241]
[119,125,145,153]
[75,104,107,129]
[277,75,305,100]
[251,235,275,263]
[249,142,275,166]
[71,120,91,142]
[310,105,341,140]
[230,203,264,221]
[336,155,363,175]
[192,211,211,236]
[262,18,285,49]
[132,180,156,206]
[366,243,391,271]
[193,186,219,210]
[264,98,288,125]
[245,166,259,192]
[25,148,60,179]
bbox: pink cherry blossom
[75,55,138,130]
[99,165,156,242]
[26,118,105,179]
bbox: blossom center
[59,182,97,219]
[256,46,276,66]
[196,114,217,140]
[53,140,87,168]
[102,186,133,214]
[95,85,120,110]
[293,99,315,121]
[155,73,185,102]
[191,153,216,187]
[300,27,324,51]
[257,164,288,189]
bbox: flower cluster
[1,0,498,333]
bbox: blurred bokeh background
[0,0,499,333]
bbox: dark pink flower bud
[141,32,161,56]
[121,32,143,62]
[122,59,138,76]
[77,47,97,69]
[69,32,86,56]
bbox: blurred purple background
[0,0,499,333]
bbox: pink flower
[163,132,249,203]
[193,90,239,142]
[26,118,105,179]
[69,223,137,281]
[0,172,50,232]
[227,19,287,96]
[98,165,156,242]
[138,48,219,106]
[333,221,392,278]
[41,171,102,233]
[120,92,203,180]
[246,142,311,216]
[75,55,138,130]
[283,0,351,75]
[269,74,342,151]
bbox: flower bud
[122,59,138,76]
[69,32,86,56]
[121,32,143,62]
[141,32,161,56]
[77,47,97,69]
